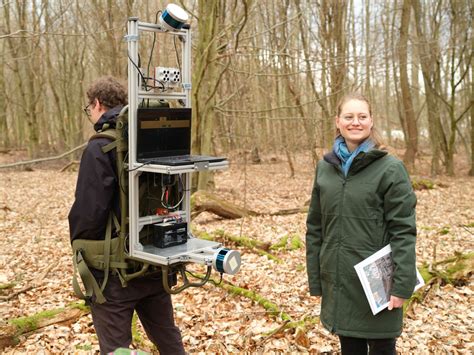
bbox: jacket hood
[323,149,388,176]
[93,105,123,132]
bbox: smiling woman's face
[336,99,373,152]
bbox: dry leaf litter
[0,151,472,354]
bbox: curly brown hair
[86,76,128,109]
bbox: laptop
[136,107,226,166]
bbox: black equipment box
[152,221,188,248]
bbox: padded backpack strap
[99,214,113,296]
[72,248,107,304]
[71,214,115,304]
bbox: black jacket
[68,106,122,242]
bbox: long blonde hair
[335,92,385,148]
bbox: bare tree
[398,0,418,171]
[192,0,250,190]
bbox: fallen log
[207,276,317,349]
[0,304,88,350]
[191,190,308,220]
[193,229,282,263]
[405,252,473,315]
[191,191,258,219]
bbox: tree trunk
[470,74,474,176]
[398,0,418,171]
[192,0,220,191]
[411,0,444,175]
[0,44,8,148]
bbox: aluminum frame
[126,18,226,266]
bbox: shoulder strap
[90,129,120,154]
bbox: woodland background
[0,0,473,354]
[0,0,473,179]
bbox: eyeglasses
[83,103,91,117]
[340,115,370,123]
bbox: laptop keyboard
[145,154,222,165]
[152,155,197,162]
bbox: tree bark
[398,0,418,171]
[411,0,444,175]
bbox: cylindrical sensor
[213,248,241,275]
[159,4,189,31]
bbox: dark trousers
[90,272,185,355]
[339,336,396,355]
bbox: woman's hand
[388,295,405,310]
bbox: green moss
[195,231,214,241]
[69,301,90,311]
[418,266,432,283]
[269,234,303,251]
[131,312,143,345]
[445,261,465,276]
[194,228,282,263]
[288,234,303,250]
[75,344,93,351]
[285,315,319,330]
[411,178,435,190]
[439,227,450,235]
[295,264,306,272]
[214,229,269,250]
[0,282,16,291]
[219,283,292,322]
[270,235,288,250]
[10,309,63,333]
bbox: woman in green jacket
[306,93,417,355]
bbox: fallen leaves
[0,155,473,353]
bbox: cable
[128,51,148,90]
[161,185,185,210]
[160,174,185,210]
[127,161,151,172]
[173,36,182,76]
[127,51,166,91]
[185,270,223,286]
[144,76,166,91]
[147,10,162,80]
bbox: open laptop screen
[136,107,191,161]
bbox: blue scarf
[333,136,375,177]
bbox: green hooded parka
[306,149,417,339]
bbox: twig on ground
[0,263,55,301]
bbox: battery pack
[152,221,188,248]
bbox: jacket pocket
[341,207,383,248]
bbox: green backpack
[72,105,212,303]
[71,106,151,304]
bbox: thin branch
[0,263,54,301]
[0,143,87,169]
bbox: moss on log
[405,252,473,314]
[193,228,283,263]
[0,302,88,350]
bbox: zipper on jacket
[332,172,346,333]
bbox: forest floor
[0,150,473,354]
